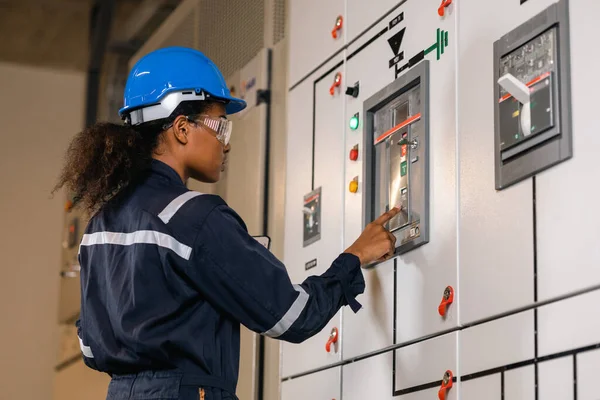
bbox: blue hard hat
[119,47,246,124]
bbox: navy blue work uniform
[76,160,365,400]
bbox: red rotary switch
[331,15,343,39]
[349,145,359,161]
[325,327,338,353]
[438,286,454,317]
[438,0,452,17]
[438,370,453,400]
[330,72,342,95]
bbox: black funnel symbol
[388,28,406,56]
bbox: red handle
[438,0,452,17]
[438,370,454,400]
[331,15,343,39]
[325,327,339,352]
[330,72,342,95]
[438,286,454,317]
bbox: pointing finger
[373,206,401,226]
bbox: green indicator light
[350,113,359,130]
[515,134,520,139]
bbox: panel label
[305,259,318,271]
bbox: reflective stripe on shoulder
[80,230,192,260]
[78,335,94,358]
[263,285,309,338]
[158,191,203,224]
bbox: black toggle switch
[345,81,360,98]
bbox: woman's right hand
[344,207,401,266]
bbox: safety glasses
[188,114,232,146]
[163,114,233,146]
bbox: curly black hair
[53,101,211,214]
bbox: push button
[349,145,359,161]
[349,177,359,193]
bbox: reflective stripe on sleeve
[78,336,94,358]
[263,285,309,338]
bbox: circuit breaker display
[493,0,571,189]
[363,61,430,257]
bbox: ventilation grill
[160,10,196,49]
[196,0,264,79]
[273,0,286,45]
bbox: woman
[54,47,399,400]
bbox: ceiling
[0,0,180,72]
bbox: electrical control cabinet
[493,0,571,189]
[282,0,597,398]
[363,61,430,256]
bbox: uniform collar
[150,159,186,187]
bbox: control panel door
[288,0,345,87]
[459,0,541,325]
[345,0,458,354]
[458,0,562,325]
[535,0,600,302]
[342,8,400,361]
[282,56,345,378]
[343,346,458,400]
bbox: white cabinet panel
[344,0,458,355]
[536,0,600,302]
[282,55,346,378]
[344,338,457,400]
[458,0,559,324]
[342,259,395,360]
[342,352,394,400]
[461,311,534,376]
[288,0,345,87]
[461,375,501,400]
[577,348,600,400]
[394,332,458,393]
[538,289,600,357]
[342,11,399,361]
[539,357,573,400]
[313,59,346,272]
[283,67,314,286]
[281,367,340,400]
[505,366,534,400]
